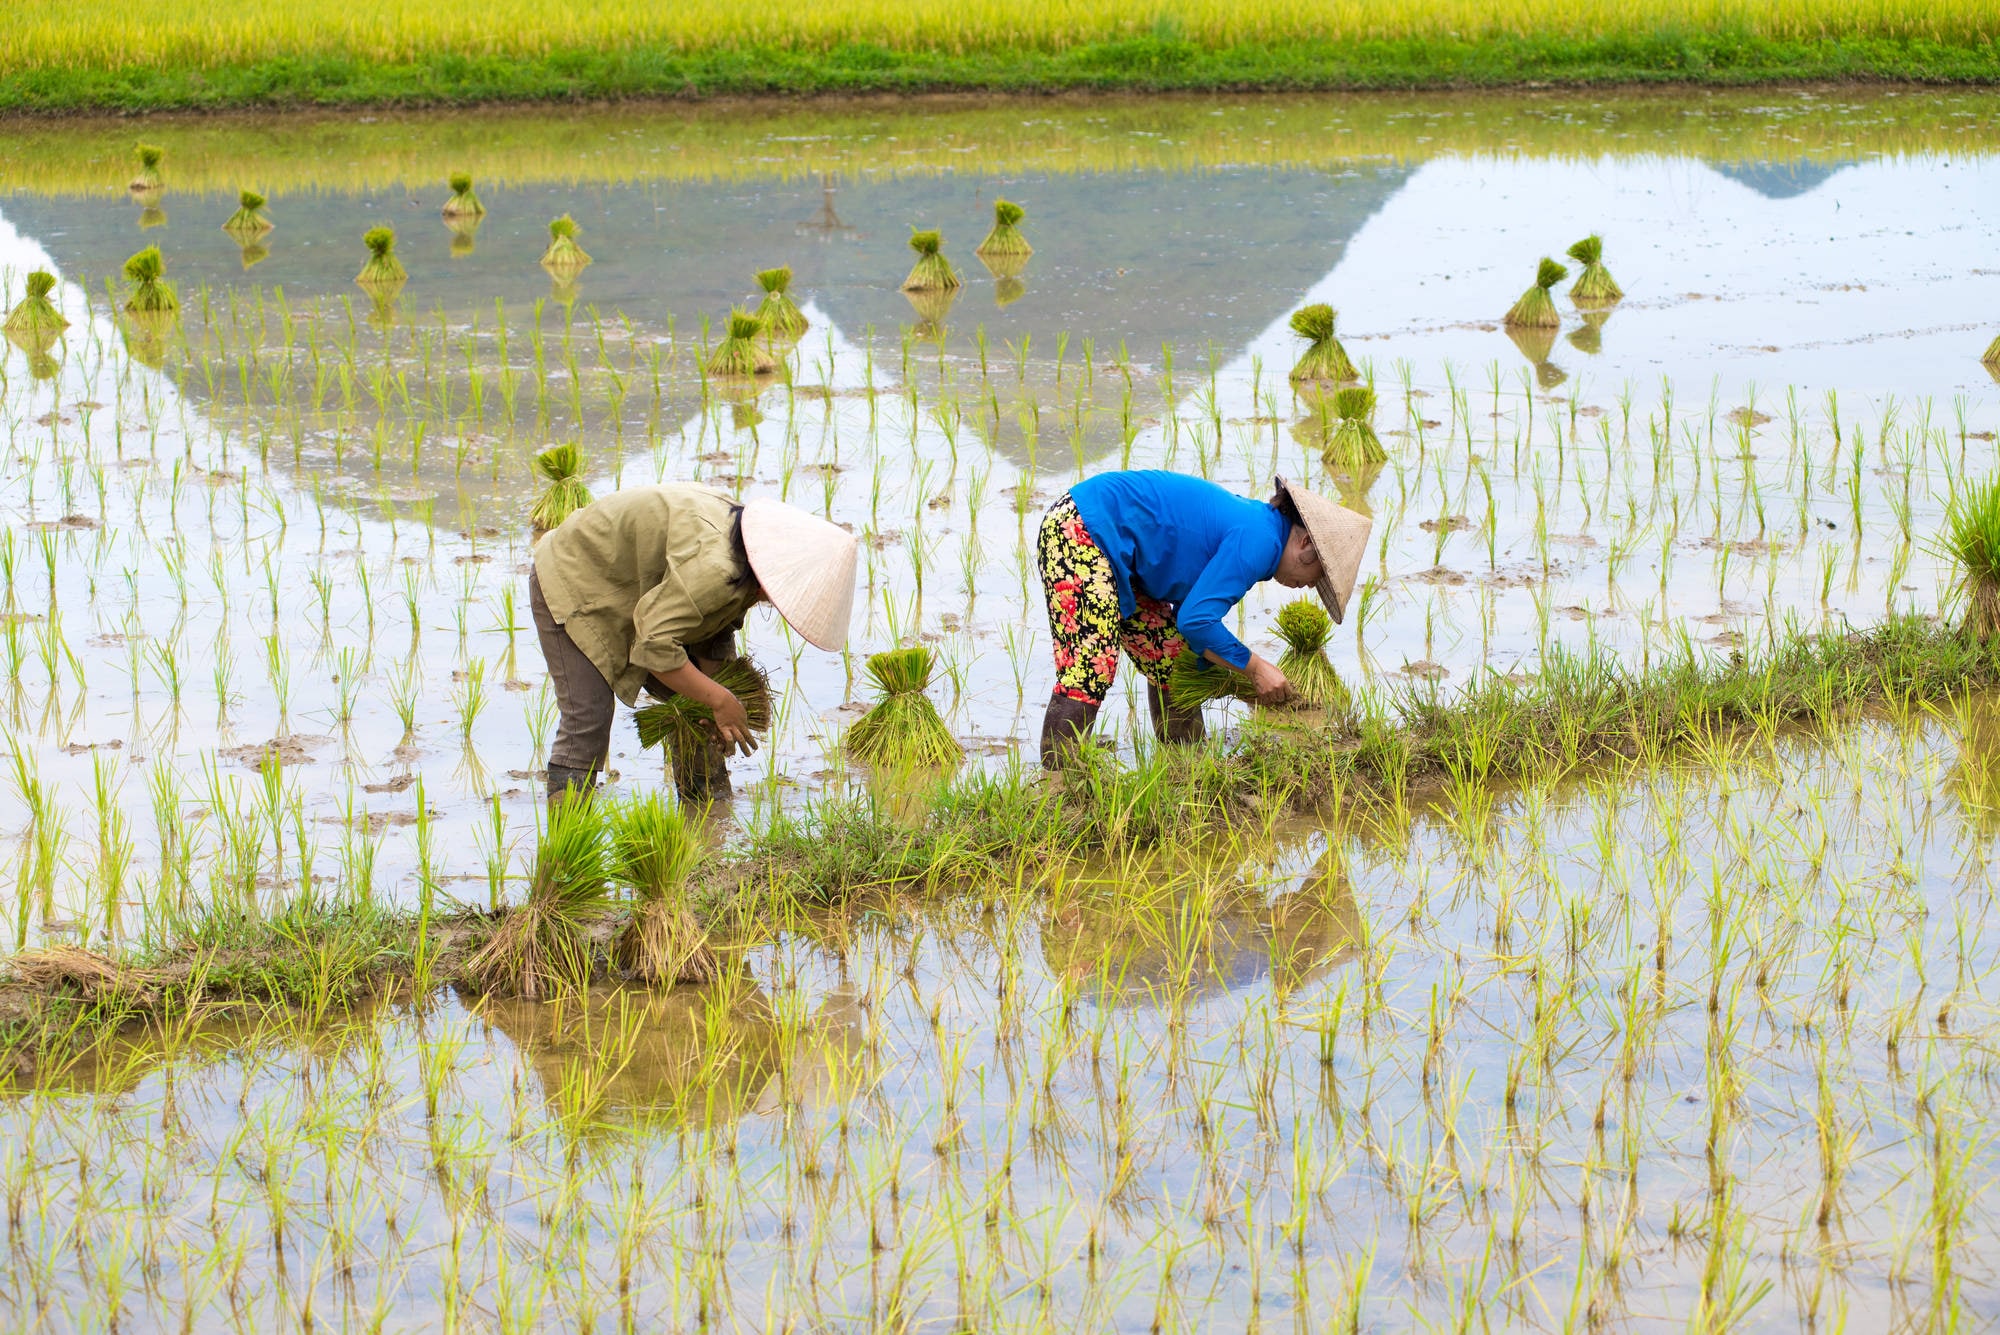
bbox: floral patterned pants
[1038,493,1188,705]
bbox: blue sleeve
[1176,533,1268,670]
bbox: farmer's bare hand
[708,692,758,757]
[1248,657,1292,707]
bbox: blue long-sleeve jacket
[1069,471,1286,671]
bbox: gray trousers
[529,570,735,797]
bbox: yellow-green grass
[3,90,1998,197]
[1,0,1996,112]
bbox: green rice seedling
[1504,257,1568,328]
[845,646,961,767]
[607,794,716,985]
[128,142,163,194]
[632,658,772,755]
[1165,649,1256,709]
[975,200,1032,259]
[4,271,67,341]
[1272,599,1351,713]
[1566,234,1623,303]
[900,230,962,293]
[355,226,406,288]
[465,795,613,999]
[221,190,273,236]
[539,215,592,276]
[441,171,485,218]
[1287,304,1357,384]
[121,247,176,315]
[753,266,807,340]
[1325,385,1385,467]
[705,310,776,377]
[1935,475,2000,638]
[528,443,590,534]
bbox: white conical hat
[740,498,857,650]
[1273,477,1372,624]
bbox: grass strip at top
[3,612,1996,1068]
[2,33,1998,114]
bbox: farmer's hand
[708,690,758,757]
[1247,655,1292,707]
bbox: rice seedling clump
[753,266,808,340]
[1324,385,1385,467]
[221,189,272,235]
[355,226,406,287]
[1272,599,1350,713]
[442,171,485,218]
[975,200,1032,258]
[1287,304,1357,383]
[4,271,67,341]
[465,797,612,999]
[1504,257,1568,328]
[1565,234,1623,302]
[901,230,962,293]
[128,142,163,193]
[120,246,176,315]
[1938,474,2000,638]
[633,659,773,758]
[607,795,716,985]
[846,647,960,767]
[1984,333,2000,368]
[705,310,776,377]
[1165,649,1257,709]
[529,443,591,533]
[540,214,592,274]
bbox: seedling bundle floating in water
[1272,600,1350,714]
[706,310,777,377]
[1504,257,1568,329]
[529,443,591,534]
[1565,235,1623,303]
[356,226,406,288]
[4,272,67,342]
[975,200,1032,259]
[1165,650,1257,710]
[754,266,808,340]
[128,143,163,195]
[466,797,613,1000]
[121,247,176,315]
[846,647,960,768]
[540,214,592,276]
[1323,385,1384,467]
[1940,475,2000,639]
[441,172,485,218]
[607,795,716,986]
[901,230,961,293]
[632,659,773,759]
[1287,304,1357,384]
[222,190,272,236]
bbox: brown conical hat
[1273,476,1372,624]
[740,498,857,651]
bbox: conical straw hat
[1273,477,1372,624]
[740,498,857,651]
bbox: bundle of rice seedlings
[465,796,613,999]
[1272,599,1351,713]
[356,226,407,288]
[1504,258,1568,329]
[608,795,716,985]
[441,171,486,219]
[1288,305,1357,384]
[1565,235,1623,304]
[4,271,67,342]
[633,658,772,758]
[1938,475,2000,639]
[540,214,592,275]
[753,266,808,340]
[975,199,1032,259]
[705,310,776,377]
[128,143,164,194]
[121,247,177,315]
[845,647,961,767]
[221,189,272,236]
[1165,649,1256,710]
[530,442,591,533]
[900,230,962,293]
[1566,307,1610,356]
[1324,385,1385,468]
[1984,334,2000,369]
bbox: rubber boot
[545,763,598,809]
[1039,695,1101,769]
[1147,680,1205,746]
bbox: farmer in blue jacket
[1037,470,1370,766]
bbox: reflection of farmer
[530,484,857,806]
[1036,470,1371,766]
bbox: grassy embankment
[5,611,1998,1075]
[0,0,1996,113]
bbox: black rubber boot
[1147,680,1205,746]
[545,763,598,809]
[1039,696,1101,769]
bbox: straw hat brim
[1274,477,1372,624]
[740,498,857,651]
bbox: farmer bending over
[531,483,857,806]
[1037,469,1369,767]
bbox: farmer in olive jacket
[531,483,857,805]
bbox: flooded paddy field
[0,87,1998,1328]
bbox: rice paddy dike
[0,88,1999,1327]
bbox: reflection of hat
[741,498,857,650]
[1273,477,1372,624]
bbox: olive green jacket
[532,484,759,705]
